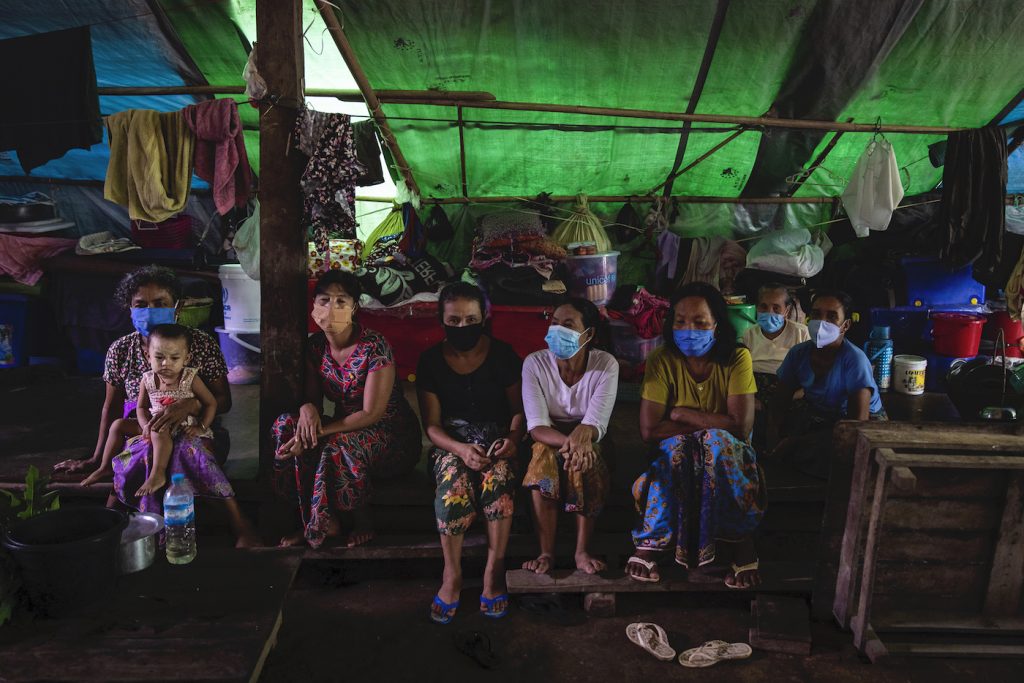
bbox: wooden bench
[505,561,814,616]
[847,446,1024,659]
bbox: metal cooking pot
[118,512,164,574]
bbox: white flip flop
[678,640,753,668]
[626,623,676,661]
[626,555,660,583]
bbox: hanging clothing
[352,120,385,187]
[294,109,366,250]
[680,236,747,295]
[939,126,1008,287]
[0,27,102,173]
[104,110,195,223]
[183,99,252,215]
[1006,248,1024,323]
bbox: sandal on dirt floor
[454,630,501,669]
[626,623,676,661]
[430,594,459,625]
[678,640,753,668]
[626,555,660,583]
[724,560,759,589]
[480,593,509,619]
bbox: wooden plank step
[505,561,813,595]
[883,642,1024,658]
[875,614,1024,636]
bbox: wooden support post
[983,472,1024,616]
[457,106,468,197]
[833,435,876,628]
[852,461,892,653]
[256,0,306,478]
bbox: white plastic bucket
[218,264,260,333]
[893,354,927,395]
[215,326,260,385]
[565,251,619,306]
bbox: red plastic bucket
[987,311,1024,358]
[931,312,985,357]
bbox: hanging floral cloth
[293,108,366,251]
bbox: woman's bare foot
[575,551,607,575]
[522,553,553,574]
[278,530,306,547]
[56,458,97,474]
[343,508,373,547]
[724,535,761,589]
[80,465,113,486]
[626,549,661,581]
[346,530,374,548]
[135,471,166,497]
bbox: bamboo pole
[647,128,747,195]
[379,97,964,135]
[315,0,420,197]
[96,85,495,101]
[355,194,838,205]
[457,106,469,197]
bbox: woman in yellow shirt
[627,282,766,588]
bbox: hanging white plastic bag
[233,200,260,280]
[746,228,832,278]
[841,139,904,237]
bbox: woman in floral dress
[273,271,421,548]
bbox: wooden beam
[316,1,421,197]
[380,97,965,135]
[648,128,746,195]
[983,472,1024,616]
[97,86,495,102]
[256,0,307,479]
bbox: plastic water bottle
[864,325,894,391]
[164,473,196,564]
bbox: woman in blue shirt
[767,290,885,478]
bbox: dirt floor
[258,564,1024,683]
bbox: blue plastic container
[902,256,985,308]
[216,326,260,385]
[925,352,974,392]
[0,294,29,368]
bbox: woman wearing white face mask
[272,271,421,548]
[768,290,885,479]
[520,298,619,576]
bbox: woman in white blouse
[520,298,619,575]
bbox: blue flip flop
[430,594,459,625]
[480,593,509,619]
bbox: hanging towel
[939,126,1008,287]
[104,110,195,223]
[183,99,252,215]
[0,27,103,173]
[294,109,366,250]
[841,139,904,238]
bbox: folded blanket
[104,110,195,223]
[183,99,252,215]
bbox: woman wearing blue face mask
[768,290,885,479]
[54,265,257,546]
[742,285,810,409]
[520,298,619,576]
[626,282,765,589]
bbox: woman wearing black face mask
[416,282,525,624]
